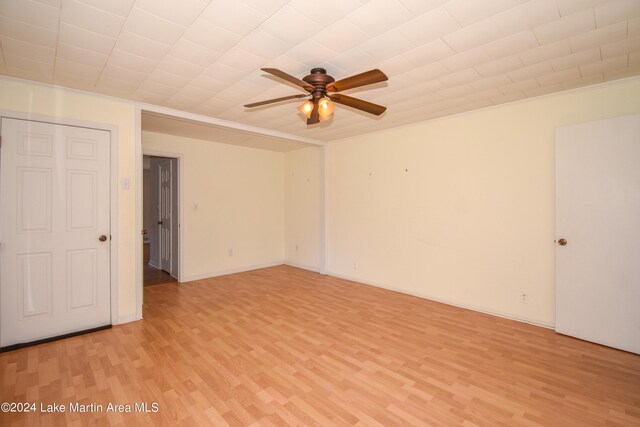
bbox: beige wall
[142,131,286,280]
[327,77,640,327]
[285,146,323,271]
[0,77,137,321]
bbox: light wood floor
[143,263,177,287]
[1,266,639,426]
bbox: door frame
[142,150,184,282]
[0,110,119,329]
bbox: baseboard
[328,271,555,330]
[181,261,286,283]
[284,261,321,273]
[114,313,142,325]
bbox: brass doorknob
[558,238,567,246]
[99,235,108,242]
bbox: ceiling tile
[444,0,527,27]
[562,72,604,90]
[240,0,289,15]
[58,22,116,53]
[135,0,207,27]
[4,52,53,71]
[168,39,222,68]
[507,61,554,81]
[100,63,148,84]
[556,0,609,17]
[114,30,172,61]
[33,0,62,7]
[441,47,492,72]
[76,0,135,17]
[569,21,628,52]
[61,0,126,38]
[439,68,482,86]
[0,0,59,30]
[260,6,323,45]
[123,6,187,45]
[397,6,460,46]
[312,19,370,53]
[475,54,523,77]
[201,62,249,84]
[147,68,193,88]
[470,73,513,90]
[108,48,159,73]
[498,78,540,94]
[397,0,448,16]
[630,16,640,35]
[594,0,640,27]
[518,40,571,65]
[285,40,339,69]
[483,30,540,59]
[326,48,376,74]
[216,47,268,74]
[402,38,456,69]
[0,36,55,64]
[56,42,109,67]
[200,0,267,37]
[442,18,503,52]
[492,0,560,36]
[54,57,102,79]
[289,0,362,26]
[524,82,563,97]
[536,67,581,86]
[183,19,242,52]
[533,9,596,45]
[235,29,293,60]
[0,16,57,47]
[358,30,415,62]
[579,54,629,76]
[156,56,205,78]
[5,64,53,82]
[347,0,414,37]
[550,48,602,71]
[601,35,640,58]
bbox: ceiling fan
[244,67,388,125]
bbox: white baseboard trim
[328,271,555,330]
[114,312,142,325]
[284,261,321,273]
[181,261,286,283]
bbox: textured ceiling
[0,0,639,143]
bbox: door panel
[159,159,172,273]
[555,114,640,354]
[1,118,111,348]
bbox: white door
[0,118,111,348]
[159,159,172,273]
[555,114,640,354]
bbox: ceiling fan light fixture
[298,100,314,118]
[318,97,334,119]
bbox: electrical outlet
[520,292,528,304]
[228,248,233,256]
[353,262,357,270]
[295,244,299,252]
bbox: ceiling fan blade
[261,68,314,91]
[307,101,320,125]
[244,94,308,108]
[326,69,388,92]
[328,94,386,116]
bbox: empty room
[1,0,639,425]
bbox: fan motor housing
[302,68,335,91]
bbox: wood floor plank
[1,265,639,426]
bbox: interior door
[555,114,640,354]
[0,117,111,348]
[159,158,172,273]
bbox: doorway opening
[143,155,179,287]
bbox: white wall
[142,131,286,281]
[0,77,138,321]
[326,77,640,327]
[285,146,323,271]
